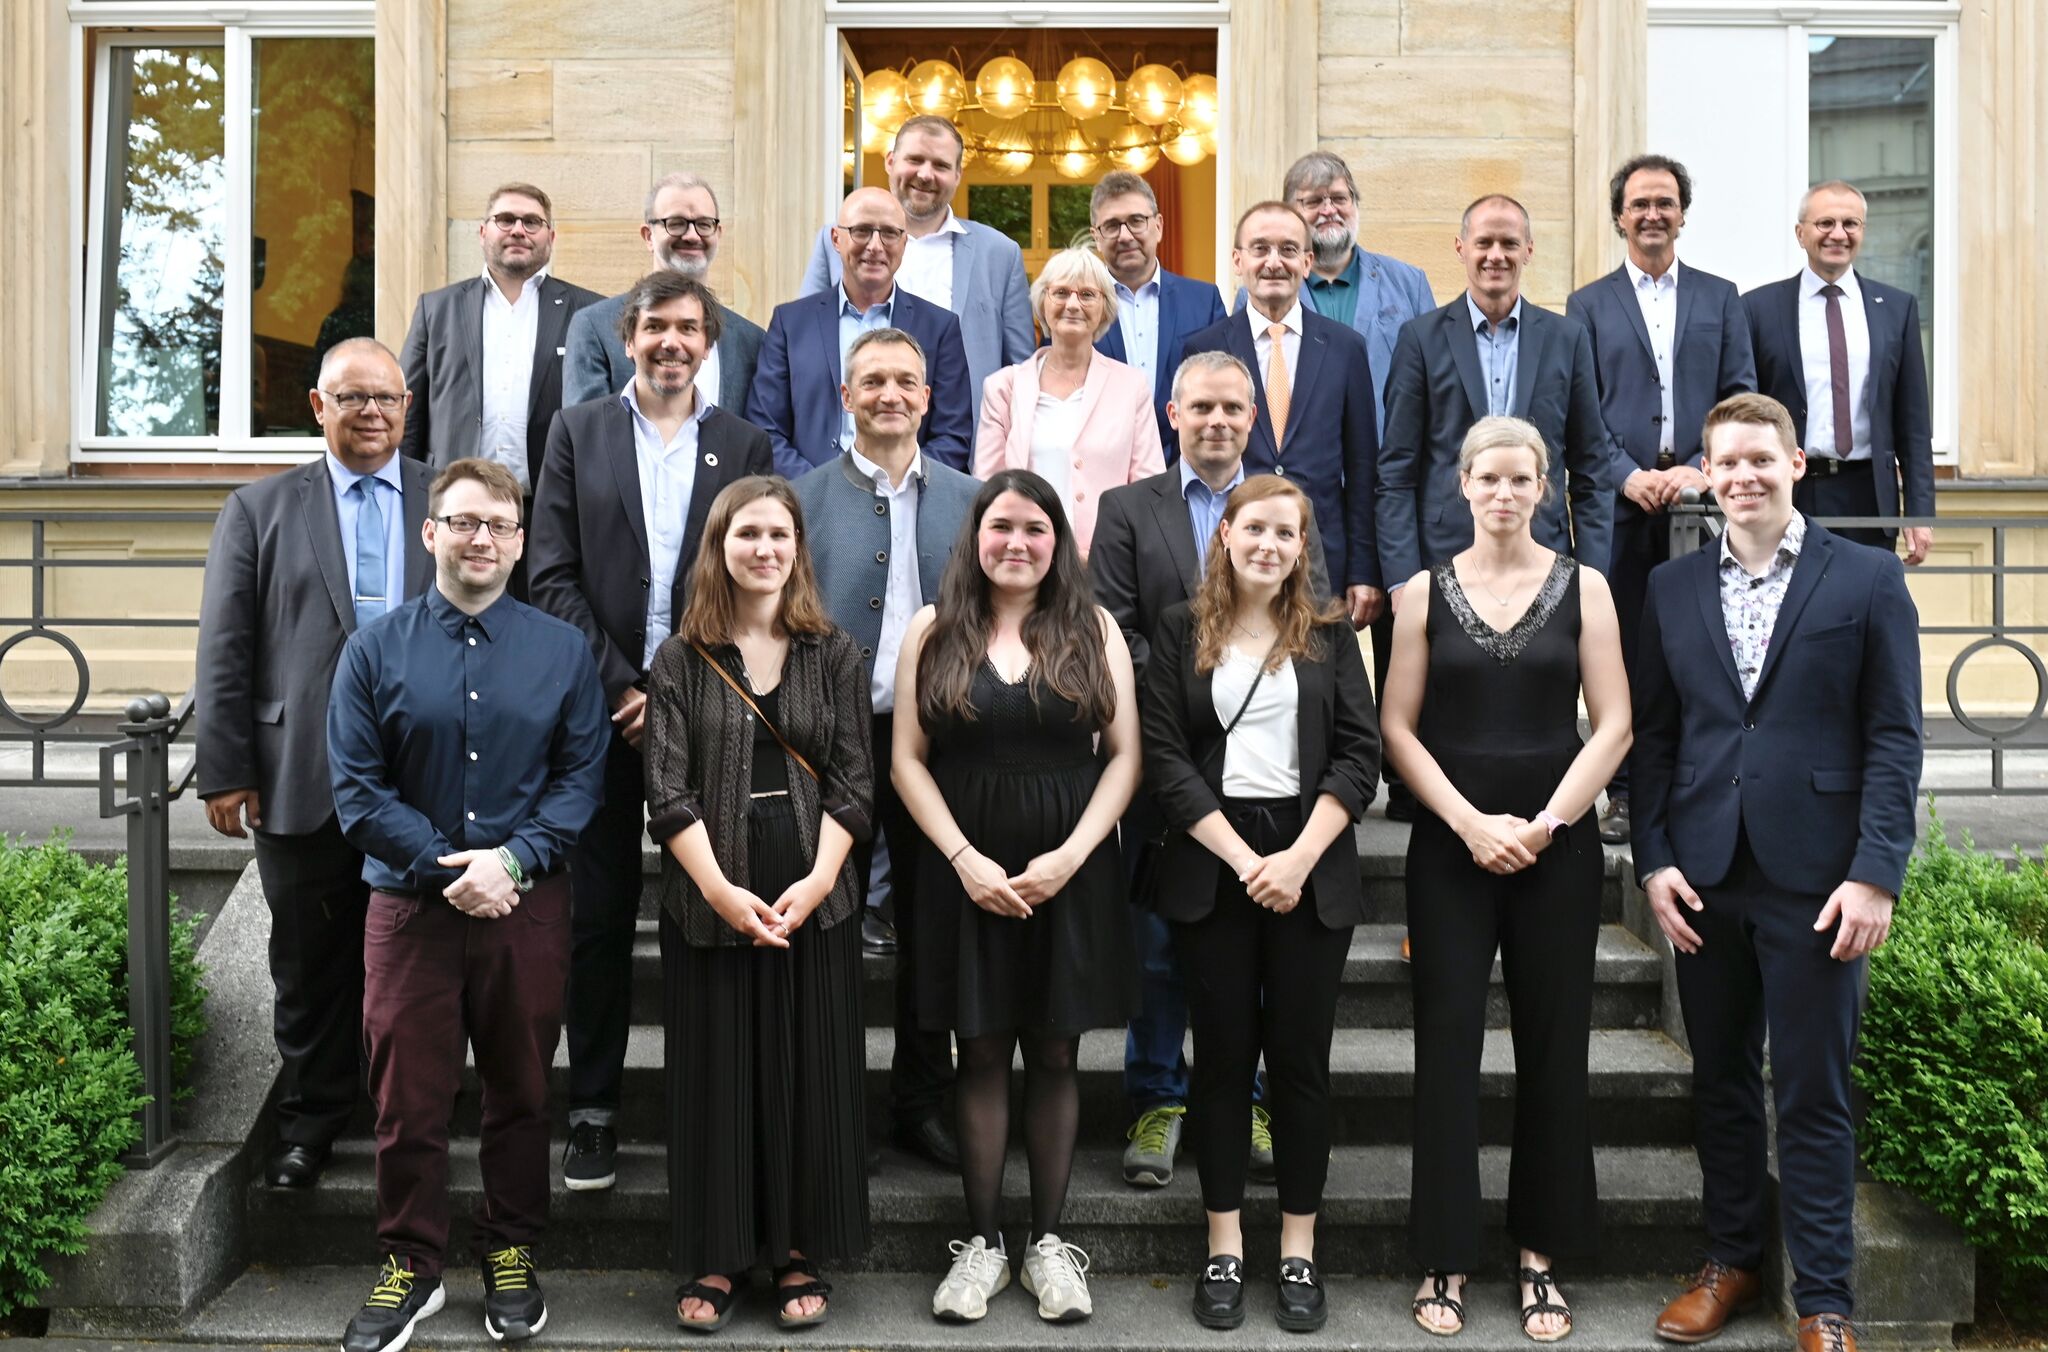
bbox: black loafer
[1276,1257,1326,1333]
[267,1141,330,1189]
[1598,796,1631,845]
[862,913,898,953]
[1193,1254,1245,1329]
[893,1115,961,1170]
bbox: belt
[1803,455,1871,479]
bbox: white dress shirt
[1028,365,1089,521]
[1112,265,1163,387]
[480,266,547,490]
[1212,645,1302,800]
[695,343,721,412]
[897,209,966,313]
[622,383,709,669]
[849,444,927,714]
[1250,298,1305,404]
[1625,256,1680,460]
[1797,264,1872,461]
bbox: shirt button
[468,637,477,646]
[469,691,478,700]
[466,811,476,821]
[469,751,479,760]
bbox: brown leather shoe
[1796,1314,1856,1352]
[1400,932,1412,963]
[1653,1260,1762,1343]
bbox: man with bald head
[197,337,434,1190]
[747,185,972,474]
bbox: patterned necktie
[1820,283,1853,457]
[1265,322,1291,447]
[352,477,387,629]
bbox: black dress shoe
[1385,786,1419,823]
[1275,1257,1326,1333]
[892,1115,960,1170]
[862,913,898,953]
[1598,795,1631,845]
[267,1141,330,1188]
[1192,1254,1246,1329]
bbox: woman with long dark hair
[643,476,874,1334]
[892,468,1141,1325]
[1141,474,1380,1333]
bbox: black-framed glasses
[320,390,406,412]
[488,212,550,233]
[1093,212,1156,238]
[435,514,521,539]
[650,215,721,238]
[840,223,907,245]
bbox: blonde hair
[1030,247,1119,341]
[1191,476,1344,675]
[1458,415,1553,503]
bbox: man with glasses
[561,171,765,410]
[197,338,434,1192]
[751,185,972,475]
[1088,169,1227,453]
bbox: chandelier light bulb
[1178,73,1220,133]
[1160,120,1207,166]
[906,59,968,118]
[863,69,911,134]
[1055,56,1115,120]
[1125,63,1185,128]
[975,55,1036,120]
[1109,123,1161,174]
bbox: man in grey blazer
[793,327,977,1171]
[799,115,1033,419]
[196,338,432,1191]
[561,171,765,410]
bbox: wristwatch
[1536,810,1569,839]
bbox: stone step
[627,922,1667,1030]
[243,1141,1713,1276]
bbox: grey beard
[661,251,712,280]
[1311,227,1355,268]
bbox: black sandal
[772,1256,834,1330]
[1518,1265,1573,1344]
[1414,1270,1465,1336]
[676,1276,739,1334]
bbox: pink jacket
[973,351,1166,556]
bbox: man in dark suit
[1378,193,1614,602]
[1633,394,1920,1352]
[1088,169,1227,452]
[1568,154,1757,844]
[749,186,972,475]
[1744,178,1934,564]
[561,171,765,409]
[529,271,775,1191]
[196,337,432,1190]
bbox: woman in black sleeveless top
[1381,417,1632,1342]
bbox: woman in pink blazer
[974,247,1165,557]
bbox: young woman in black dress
[643,476,874,1334]
[1381,417,1631,1342]
[891,468,1141,1325]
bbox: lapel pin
[1873,296,1885,303]
[704,452,719,467]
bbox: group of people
[192,112,1928,1352]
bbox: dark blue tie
[352,477,387,629]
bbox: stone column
[2,0,73,476]
[1572,0,1646,289]
[376,0,447,353]
[732,3,826,322]
[1231,0,1321,281]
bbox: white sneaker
[932,1236,1010,1322]
[1020,1233,1093,1323]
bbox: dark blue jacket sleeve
[1849,556,1924,895]
[1342,338,1382,589]
[746,308,810,479]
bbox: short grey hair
[1798,179,1868,221]
[1459,193,1532,239]
[1090,170,1158,218]
[846,326,927,381]
[1282,150,1359,206]
[1030,248,1119,341]
[643,171,718,223]
[1171,349,1254,406]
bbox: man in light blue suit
[799,115,1033,420]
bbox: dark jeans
[564,727,645,1121]
[363,875,572,1276]
[1794,460,1892,549]
[251,818,368,1149]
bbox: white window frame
[69,2,375,466]
[1648,0,1960,464]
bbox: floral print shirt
[1717,513,1807,701]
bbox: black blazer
[528,396,775,703]
[1140,603,1380,927]
[1629,518,1923,897]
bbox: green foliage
[0,834,208,1315]
[1856,809,2048,1290]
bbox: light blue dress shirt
[1180,458,1245,569]
[622,384,713,669]
[1113,269,1163,390]
[837,287,897,450]
[1466,293,1524,417]
[325,454,406,628]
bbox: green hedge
[1856,812,2048,1293]
[0,834,207,1315]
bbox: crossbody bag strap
[1198,639,1278,775]
[690,641,821,784]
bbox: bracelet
[947,841,972,863]
[496,845,534,893]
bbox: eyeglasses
[321,390,406,412]
[435,514,521,539]
[1093,213,1155,239]
[488,212,550,234]
[1466,472,1541,495]
[1243,242,1306,261]
[650,215,721,238]
[1805,216,1864,234]
[840,223,907,245]
[1048,287,1103,307]
[1294,191,1355,212]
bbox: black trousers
[1369,610,1405,802]
[1793,460,1892,549]
[250,817,369,1148]
[1407,808,1602,1270]
[1170,799,1351,1216]
[1605,508,1673,799]
[857,710,954,1127]
[1678,832,1864,1318]
[564,726,645,1118]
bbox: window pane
[1809,34,1935,399]
[95,45,225,437]
[968,185,1031,250]
[251,37,375,437]
[1048,186,1094,251]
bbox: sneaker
[932,1235,1010,1322]
[1020,1233,1092,1323]
[1123,1105,1186,1187]
[562,1121,616,1191]
[342,1254,445,1352]
[481,1245,547,1342]
[1248,1105,1276,1184]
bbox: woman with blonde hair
[1141,473,1381,1333]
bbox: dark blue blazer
[1742,271,1934,518]
[1096,268,1227,453]
[1629,517,1922,897]
[1178,307,1381,590]
[1566,263,1756,504]
[744,286,973,478]
[1377,298,1614,584]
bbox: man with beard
[562,171,765,409]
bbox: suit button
[1743,720,1755,731]
[1731,775,1741,786]
[639,577,649,588]
[869,597,882,609]
[876,550,888,563]
[1274,465,1287,476]
[861,645,874,658]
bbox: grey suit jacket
[397,273,603,479]
[798,218,1034,419]
[560,292,765,411]
[195,455,433,837]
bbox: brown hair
[1702,392,1800,458]
[894,114,964,157]
[677,477,832,644]
[485,181,553,222]
[1232,199,1311,249]
[616,271,725,346]
[1191,476,1343,675]
[429,457,524,517]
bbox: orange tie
[1266,322,1291,446]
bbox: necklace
[1468,564,1535,607]
[1232,618,1274,641]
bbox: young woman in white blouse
[1140,474,1381,1333]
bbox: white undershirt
[1028,377,1088,521]
[897,209,965,312]
[1211,645,1301,799]
[479,266,547,490]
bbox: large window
[78,16,373,461]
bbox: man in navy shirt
[328,457,607,1352]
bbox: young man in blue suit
[1088,170,1227,453]
[1568,154,1757,845]
[1743,179,1934,565]
[1632,393,1921,1352]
